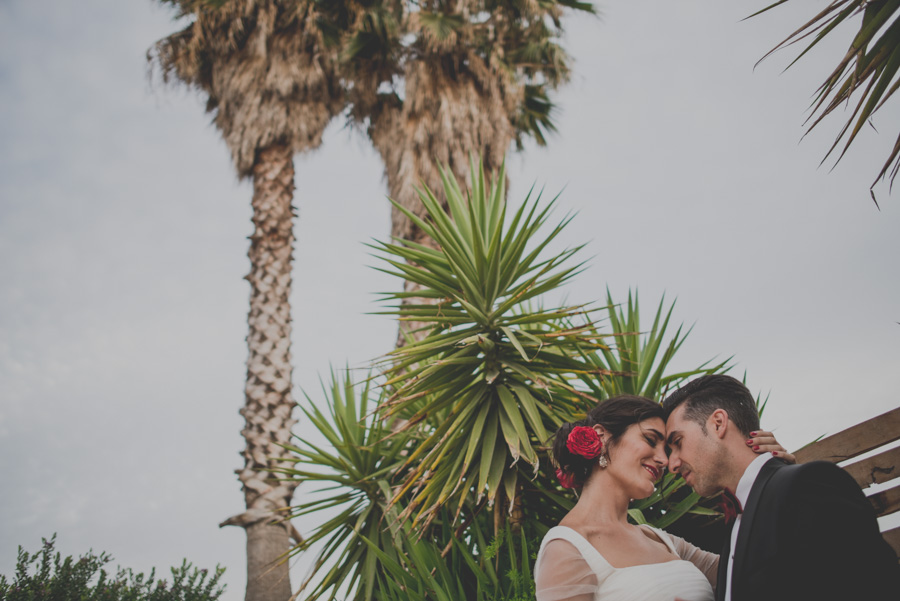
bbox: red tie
[719,488,743,525]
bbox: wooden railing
[794,406,900,559]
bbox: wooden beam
[868,484,900,517]
[843,446,900,488]
[794,406,900,463]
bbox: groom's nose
[668,452,682,473]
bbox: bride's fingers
[746,430,778,449]
[746,430,797,464]
[773,450,796,463]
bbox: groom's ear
[708,409,729,440]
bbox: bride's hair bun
[552,420,596,487]
[551,395,664,489]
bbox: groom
[663,375,898,601]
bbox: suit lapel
[715,524,733,601]
[730,458,783,599]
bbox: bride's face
[604,417,668,500]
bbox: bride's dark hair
[552,395,664,488]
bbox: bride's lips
[643,464,660,479]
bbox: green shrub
[0,535,225,601]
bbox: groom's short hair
[663,374,760,437]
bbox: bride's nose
[654,447,668,468]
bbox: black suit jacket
[715,458,898,601]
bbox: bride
[534,395,793,601]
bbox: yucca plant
[576,289,732,401]
[370,157,608,530]
[753,0,900,196]
[279,371,545,601]
[277,370,408,601]
[356,504,539,601]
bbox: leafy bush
[0,535,225,601]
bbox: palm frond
[754,0,900,196]
[514,84,558,148]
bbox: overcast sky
[2,1,898,599]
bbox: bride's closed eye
[643,432,665,450]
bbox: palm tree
[150,2,343,599]
[754,0,900,200]
[318,0,596,344]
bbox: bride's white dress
[534,526,716,601]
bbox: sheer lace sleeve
[534,539,599,601]
[668,534,718,589]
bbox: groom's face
[666,405,725,497]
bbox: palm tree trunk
[369,60,516,346]
[220,143,298,601]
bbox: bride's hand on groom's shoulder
[747,430,797,464]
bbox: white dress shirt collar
[734,452,773,507]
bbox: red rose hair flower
[555,467,576,489]
[566,426,603,459]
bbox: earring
[597,453,609,469]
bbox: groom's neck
[721,443,758,493]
